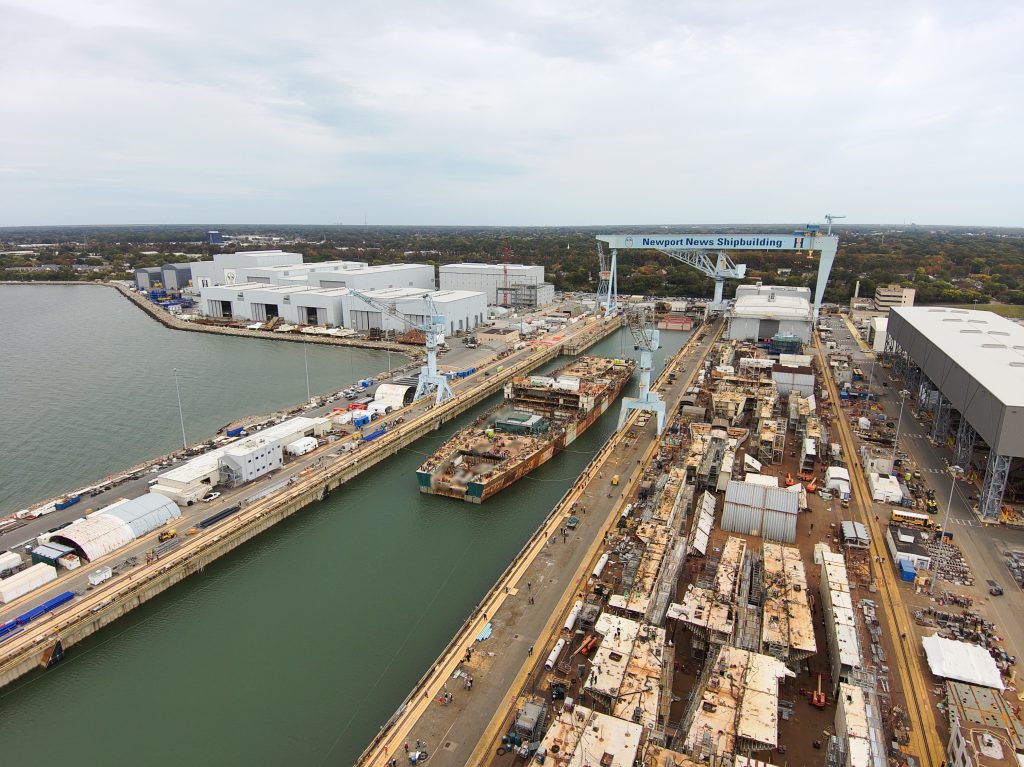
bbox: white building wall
[439,263,545,304]
[191,251,304,288]
[309,264,435,292]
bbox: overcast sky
[2,0,1021,226]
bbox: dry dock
[0,314,624,689]
[354,320,724,767]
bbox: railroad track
[815,333,943,766]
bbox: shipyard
[4,224,1024,767]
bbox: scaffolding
[758,419,786,465]
[981,451,1012,522]
[954,416,978,472]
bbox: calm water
[0,286,687,766]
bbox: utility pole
[930,465,964,596]
[891,390,910,467]
[173,367,187,450]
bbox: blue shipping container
[353,415,371,428]
[899,561,916,582]
[363,429,386,442]
[55,495,81,510]
[226,427,245,438]
[0,619,18,639]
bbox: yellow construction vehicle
[158,529,177,542]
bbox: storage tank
[544,638,566,671]
[592,553,609,579]
[0,563,58,604]
[563,600,583,633]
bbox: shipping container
[88,566,113,586]
[0,563,58,604]
[353,414,371,428]
[363,429,387,442]
[226,427,245,438]
[54,495,81,511]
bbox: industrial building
[726,285,813,344]
[886,307,1024,520]
[343,288,488,335]
[49,494,181,562]
[134,263,194,290]
[874,284,915,311]
[438,263,554,307]
[149,417,330,504]
[721,478,799,543]
[190,250,304,288]
[867,316,888,352]
[238,261,435,292]
[198,284,488,334]
[885,525,932,574]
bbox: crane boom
[347,288,453,405]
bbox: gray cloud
[0,0,1021,225]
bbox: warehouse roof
[51,514,135,562]
[732,290,811,321]
[888,307,1024,456]
[97,494,180,538]
[725,480,799,515]
[440,262,540,272]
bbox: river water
[0,285,687,766]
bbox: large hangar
[886,307,1024,520]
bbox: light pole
[173,367,187,450]
[930,465,964,596]
[304,343,311,403]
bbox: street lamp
[930,464,964,596]
[891,389,911,468]
[173,367,187,450]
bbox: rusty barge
[416,356,636,503]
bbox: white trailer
[88,566,113,586]
[285,436,319,457]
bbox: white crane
[618,305,666,435]
[596,242,619,317]
[347,289,453,405]
[824,213,846,236]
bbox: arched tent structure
[50,494,180,562]
[374,383,416,410]
[98,494,180,538]
[51,515,135,562]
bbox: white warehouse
[439,263,554,307]
[199,284,487,334]
[344,288,488,335]
[190,250,304,288]
[727,284,813,343]
[239,262,435,292]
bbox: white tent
[922,634,1004,690]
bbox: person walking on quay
[528,645,533,656]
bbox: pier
[0,313,624,689]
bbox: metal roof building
[722,479,799,543]
[50,494,181,562]
[886,307,1024,520]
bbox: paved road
[824,315,1024,661]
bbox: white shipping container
[0,563,58,604]
[88,566,113,586]
[0,551,22,573]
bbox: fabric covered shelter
[97,494,180,538]
[922,634,1004,690]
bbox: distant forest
[2,224,1023,305]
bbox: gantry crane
[618,305,665,435]
[824,213,846,235]
[348,288,453,405]
[653,249,745,311]
[596,242,619,317]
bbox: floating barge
[416,356,636,503]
